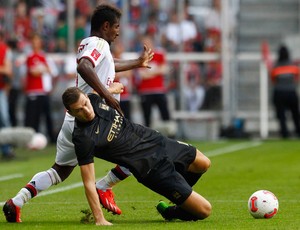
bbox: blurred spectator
[136,35,170,127]
[74,12,87,46]
[0,31,15,159]
[270,45,300,138]
[202,0,222,110]
[56,11,68,52]
[63,48,77,88]
[7,38,25,127]
[161,6,197,52]
[183,62,205,112]
[55,10,87,52]
[14,0,32,51]
[139,0,168,47]
[75,0,92,17]
[30,0,64,52]
[23,33,57,143]
[112,40,133,120]
[141,11,160,45]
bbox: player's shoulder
[88,93,106,109]
[83,36,109,48]
[88,93,101,101]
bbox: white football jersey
[76,36,119,100]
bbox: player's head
[277,44,290,62]
[30,33,44,51]
[90,3,122,43]
[62,87,95,122]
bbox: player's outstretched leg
[96,165,131,215]
[3,167,63,222]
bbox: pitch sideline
[0,174,23,182]
[205,141,262,157]
[0,141,262,206]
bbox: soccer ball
[248,190,279,219]
[27,133,48,150]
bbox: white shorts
[55,112,78,166]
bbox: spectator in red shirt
[23,33,56,143]
[136,35,171,128]
[0,31,15,159]
[112,40,133,120]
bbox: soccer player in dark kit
[62,87,212,225]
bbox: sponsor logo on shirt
[99,103,109,111]
[95,125,100,134]
[91,49,101,61]
[107,113,123,142]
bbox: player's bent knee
[181,191,212,220]
[199,202,212,219]
[203,156,211,171]
[189,150,211,173]
[193,199,212,220]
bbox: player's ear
[67,109,75,117]
[103,21,110,31]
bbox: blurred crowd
[0,0,226,146]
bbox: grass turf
[0,139,299,229]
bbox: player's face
[68,94,95,122]
[107,20,120,44]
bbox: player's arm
[77,58,123,116]
[114,44,154,72]
[80,163,112,226]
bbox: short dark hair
[90,4,122,33]
[62,87,83,110]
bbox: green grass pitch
[0,139,300,229]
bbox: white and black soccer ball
[27,133,48,150]
[248,190,279,219]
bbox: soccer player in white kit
[3,4,153,223]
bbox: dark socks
[165,206,200,221]
[111,165,129,180]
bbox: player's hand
[138,44,154,69]
[108,82,124,94]
[95,219,113,226]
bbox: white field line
[37,182,83,197]
[204,141,262,157]
[0,141,262,206]
[0,173,23,182]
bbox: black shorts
[139,138,197,205]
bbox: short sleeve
[78,38,108,68]
[73,130,95,166]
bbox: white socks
[96,170,120,190]
[12,188,32,208]
[12,168,62,207]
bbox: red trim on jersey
[78,56,96,68]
